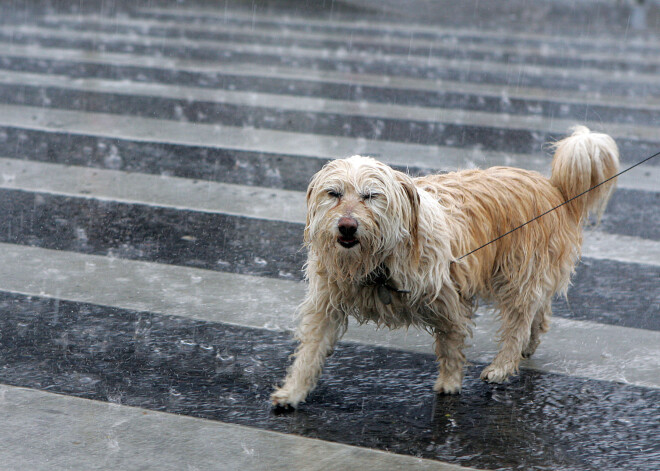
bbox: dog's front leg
[271,302,344,409]
[433,326,467,394]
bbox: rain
[0,0,658,470]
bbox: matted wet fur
[272,126,619,408]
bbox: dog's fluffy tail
[550,126,619,224]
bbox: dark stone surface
[555,259,660,331]
[1,82,658,149]
[0,188,306,279]
[0,292,658,471]
[3,30,660,99]
[7,18,660,75]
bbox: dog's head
[305,156,420,282]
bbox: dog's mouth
[337,236,360,248]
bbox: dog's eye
[361,192,380,201]
[327,189,342,198]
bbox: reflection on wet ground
[0,0,658,470]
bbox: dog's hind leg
[271,304,344,409]
[522,301,551,358]
[433,326,467,394]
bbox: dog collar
[362,264,410,305]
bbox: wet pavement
[0,1,658,470]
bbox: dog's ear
[304,180,316,245]
[394,171,421,263]
[304,168,324,245]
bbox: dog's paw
[522,339,540,358]
[433,382,462,395]
[480,364,514,384]
[270,387,305,409]
[433,374,462,395]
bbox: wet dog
[272,126,619,408]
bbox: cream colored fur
[271,126,619,408]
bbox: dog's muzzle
[337,217,359,248]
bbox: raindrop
[217,352,235,362]
[263,321,280,331]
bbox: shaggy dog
[272,126,619,408]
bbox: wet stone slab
[25,18,660,76]
[4,27,660,99]
[2,49,660,126]
[5,76,660,127]
[0,126,328,191]
[0,291,658,471]
[0,187,306,279]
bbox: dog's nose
[338,217,358,237]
